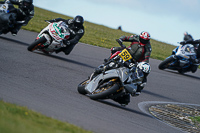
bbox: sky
[33,0,200,46]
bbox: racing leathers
[48,18,85,55]
[181,39,200,71]
[0,0,34,35]
[183,33,193,41]
[112,35,152,63]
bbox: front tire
[158,56,174,70]
[88,82,120,100]
[27,36,47,51]
[77,79,89,95]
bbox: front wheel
[158,56,174,70]
[77,79,90,95]
[27,36,47,51]
[88,81,120,100]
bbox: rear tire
[27,36,47,51]
[158,56,174,70]
[88,83,120,100]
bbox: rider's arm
[186,39,200,44]
[22,5,34,25]
[48,18,69,23]
[142,43,152,63]
[119,35,139,42]
[63,28,84,45]
[9,0,20,5]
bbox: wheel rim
[81,79,90,86]
[92,78,118,94]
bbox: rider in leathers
[0,0,34,35]
[180,39,200,73]
[47,15,85,55]
[183,32,193,41]
[95,31,152,105]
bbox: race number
[119,49,132,61]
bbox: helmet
[137,62,151,74]
[184,32,188,36]
[20,0,33,9]
[72,15,84,29]
[139,31,150,46]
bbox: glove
[45,20,50,23]
[116,38,123,44]
[116,39,126,48]
[63,40,70,46]
[94,66,106,74]
[194,59,199,64]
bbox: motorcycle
[27,21,71,54]
[158,43,199,74]
[77,41,151,106]
[0,0,24,35]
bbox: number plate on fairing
[119,49,132,61]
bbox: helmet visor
[139,37,149,44]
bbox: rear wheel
[27,36,47,51]
[158,57,174,70]
[88,79,120,100]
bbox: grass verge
[190,116,200,129]
[0,100,91,133]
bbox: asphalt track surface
[0,30,200,133]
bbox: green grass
[22,7,176,61]
[190,116,200,129]
[0,100,91,133]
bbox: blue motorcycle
[158,43,199,74]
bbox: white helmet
[137,62,151,74]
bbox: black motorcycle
[0,0,24,35]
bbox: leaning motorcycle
[0,0,24,35]
[77,41,151,106]
[158,43,199,74]
[27,21,70,54]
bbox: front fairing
[85,67,130,93]
[175,44,196,59]
[0,2,9,13]
[48,21,70,42]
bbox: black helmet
[21,0,33,9]
[72,15,84,29]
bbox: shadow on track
[163,69,200,80]
[143,90,178,102]
[0,36,29,46]
[96,100,152,118]
[35,52,96,69]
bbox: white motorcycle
[27,21,71,54]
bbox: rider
[47,15,85,55]
[183,32,193,41]
[113,31,151,92]
[95,31,152,104]
[180,39,200,73]
[0,0,34,35]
